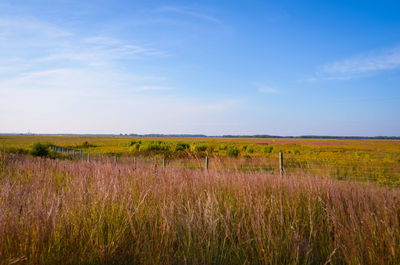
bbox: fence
[44,146,400,183]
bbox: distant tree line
[1,133,399,140]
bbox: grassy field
[1,136,400,264]
[1,153,400,264]
[1,135,400,185]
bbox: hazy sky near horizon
[1,0,399,136]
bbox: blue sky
[0,0,399,136]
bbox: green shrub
[207,146,214,153]
[218,144,227,150]
[190,143,208,152]
[227,146,240,157]
[262,146,273,154]
[30,142,49,157]
[294,149,300,155]
[129,143,141,152]
[174,142,190,151]
[79,141,96,148]
[139,141,170,151]
[246,146,255,154]
[6,147,28,154]
[129,140,142,146]
[196,144,207,152]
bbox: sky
[0,0,399,136]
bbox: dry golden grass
[1,154,399,264]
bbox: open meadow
[0,136,400,264]
[2,135,400,185]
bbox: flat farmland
[1,136,400,264]
[2,135,400,185]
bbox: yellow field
[1,136,400,264]
[2,135,400,185]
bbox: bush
[227,146,240,157]
[262,146,273,154]
[30,142,49,157]
[129,140,142,146]
[139,141,170,151]
[190,143,207,152]
[79,141,96,148]
[174,142,190,151]
[218,144,227,150]
[129,143,141,152]
[246,146,255,154]
[6,147,28,154]
[207,146,214,153]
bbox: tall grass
[0,154,399,264]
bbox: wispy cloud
[186,100,238,112]
[0,16,166,62]
[307,45,400,82]
[256,84,282,94]
[0,67,240,134]
[133,85,173,91]
[0,17,71,38]
[301,74,366,82]
[31,35,167,69]
[0,15,169,93]
[155,6,221,24]
[82,36,166,57]
[0,68,170,97]
[322,46,400,74]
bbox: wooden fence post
[87,151,90,162]
[80,150,82,160]
[163,157,166,169]
[133,157,136,170]
[114,154,117,164]
[279,152,284,177]
[205,156,209,170]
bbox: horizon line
[1,133,399,139]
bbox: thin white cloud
[322,46,400,74]
[0,68,241,134]
[33,36,166,68]
[186,100,238,112]
[256,84,281,94]
[0,13,241,134]
[155,6,221,24]
[0,16,166,69]
[0,68,169,96]
[303,45,400,82]
[0,17,71,38]
[301,74,365,82]
[133,85,173,91]
[82,36,166,57]
[0,16,169,94]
